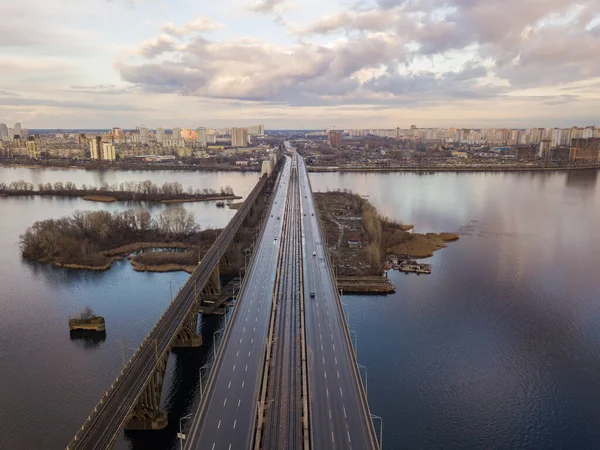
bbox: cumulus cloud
[249,0,285,14]
[161,16,224,37]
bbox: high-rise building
[231,128,248,147]
[139,126,149,145]
[247,124,265,136]
[328,130,342,147]
[26,136,41,159]
[101,142,116,161]
[0,123,8,139]
[156,128,165,143]
[172,127,182,139]
[14,123,22,138]
[89,136,102,160]
[197,127,207,148]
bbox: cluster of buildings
[0,123,266,161]
[311,125,600,147]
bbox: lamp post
[357,363,368,396]
[370,414,383,450]
[178,413,193,450]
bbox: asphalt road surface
[298,155,378,450]
[185,156,291,450]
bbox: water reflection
[566,169,598,189]
[69,330,107,349]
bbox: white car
[312,251,316,256]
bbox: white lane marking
[343,406,347,418]
[239,338,243,344]
[251,338,254,344]
[236,351,239,356]
[326,388,329,398]
[242,381,245,388]
[347,431,352,443]
[238,399,241,407]
[319,333,322,341]
[233,419,237,429]
[233,365,236,371]
[335,357,338,364]
[331,432,335,443]
[217,420,221,429]
[340,387,344,397]
[245,365,248,371]
[333,344,336,352]
[337,371,340,378]
[321,344,324,351]
[228,381,231,388]
[223,398,227,406]
[248,351,251,356]
[242,327,246,332]
[212,443,216,450]
[329,409,332,418]
[229,445,232,450]
[322,357,325,364]
[324,371,327,379]
[253,327,256,332]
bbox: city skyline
[1,0,599,129]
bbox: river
[1,167,600,449]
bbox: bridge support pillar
[172,299,203,348]
[125,351,169,431]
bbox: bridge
[67,145,379,450]
[184,149,379,449]
[65,160,277,450]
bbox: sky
[0,0,599,129]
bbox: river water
[1,167,600,449]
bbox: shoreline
[0,160,261,173]
[33,241,204,272]
[308,165,600,173]
[1,192,240,203]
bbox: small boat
[216,201,225,208]
[398,260,432,274]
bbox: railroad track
[261,155,304,449]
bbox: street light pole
[358,363,368,396]
[178,413,193,450]
[371,413,383,450]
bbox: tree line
[20,207,202,266]
[0,180,235,201]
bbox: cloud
[249,0,285,14]
[138,34,178,58]
[0,96,153,111]
[69,84,136,95]
[161,16,224,37]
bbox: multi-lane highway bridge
[66,143,380,450]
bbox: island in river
[0,179,239,203]
[314,191,459,292]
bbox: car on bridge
[310,291,315,298]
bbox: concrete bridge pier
[173,299,203,348]
[125,352,169,431]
